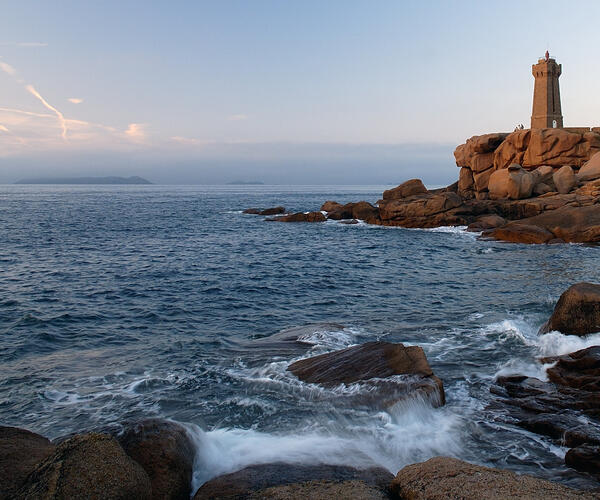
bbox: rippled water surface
[1,184,600,489]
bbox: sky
[1,1,599,184]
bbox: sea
[1,184,600,491]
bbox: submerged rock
[17,433,152,499]
[390,456,596,499]
[193,463,393,499]
[116,419,196,500]
[243,206,285,215]
[540,282,600,335]
[267,211,326,223]
[288,341,445,407]
[0,426,55,499]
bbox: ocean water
[1,184,600,490]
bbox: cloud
[68,98,83,104]
[26,85,68,140]
[16,42,48,47]
[227,114,248,121]
[0,61,16,76]
[125,123,147,142]
[171,136,200,145]
[0,125,9,133]
[0,42,48,47]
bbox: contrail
[25,84,68,140]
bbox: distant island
[227,181,264,185]
[15,176,152,185]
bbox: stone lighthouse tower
[531,51,563,129]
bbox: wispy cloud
[0,61,16,76]
[0,124,10,133]
[68,98,83,104]
[0,42,48,47]
[125,123,146,142]
[26,84,68,140]
[228,114,249,121]
[171,136,200,145]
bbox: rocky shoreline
[3,282,600,498]
[245,128,600,244]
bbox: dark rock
[268,212,326,223]
[466,214,506,232]
[193,463,393,500]
[381,179,428,201]
[540,283,600,335]
[17,432,152,499]
[0,426,55,499]
[244,207,285,215]
[288,341,445,407]
[116,419,196,500]
[544,346,600,390]
[391,456,596,499]
[339,219,359,224]
[565,445,600,476]
[485,223,554,244]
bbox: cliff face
[454,129,600,199]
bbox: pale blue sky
[1,1,599,183]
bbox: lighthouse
[531,51,563,129]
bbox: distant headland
[227,180,264,185]
[15,176,152,185]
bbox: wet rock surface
[0,426,55,499]
[17,432,152,500]
[391,456,597,499]
[288,341,445,407]
[115,419,196,500]
[192,463,393,500]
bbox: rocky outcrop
[486,205,600,244]
[193,463,393,499]
[325,201,379,223]
[115,419,196,500]
[544,346,600,390]
[17,433,152,499]
[268,211,326,223]
[578,151,600,182]
[378,191,465,228]
[0,426,55,499]
[381,178,428,200]
[553,165,577,194]
[288,341,445,407]
[488,164,536,200]
[539,282,600,335]
[566,445,600,476]
[494,129,600,171]
[390,457,596,499]
[243,207,285,215]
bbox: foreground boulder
[390,456,596,499]
[193,463,393,499]
[0,426,55,499]
[116,419,196,500]
[17,433,152,499]
[540,282,600,335]
[288,341,445,407]
[544,346,600,390]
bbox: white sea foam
[536,331,600,357]
[185,397,463,491]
